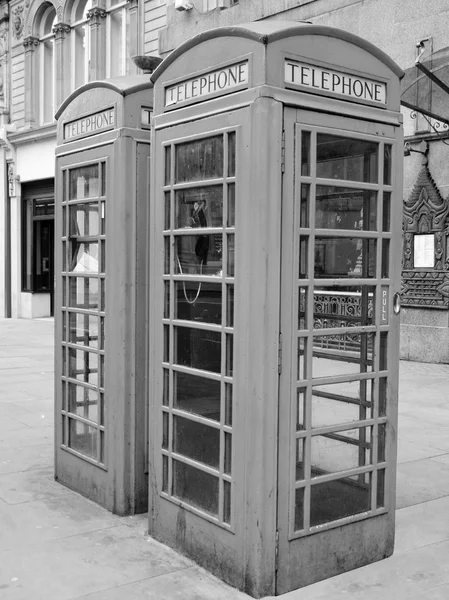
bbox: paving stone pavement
[0,318,449,599]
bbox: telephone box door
[276,107,402,593]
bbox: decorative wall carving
[402,163,449,309]
[12,5,24,39]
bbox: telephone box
[54,77,153,515]
[149,22,404,597]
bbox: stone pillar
[52,23,71,109]
[23,36,39,125]
[126,0,139,74]
[87,7,106,81]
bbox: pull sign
[381,286,389,325]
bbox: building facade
[0,0,167,318]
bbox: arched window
[69,0,92,90]
[37,3,57,124]
[106,0,129,77]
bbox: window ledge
[9,123,57,146]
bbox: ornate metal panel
[402,163,449,308]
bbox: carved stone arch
[25,0,59,36]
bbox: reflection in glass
[175,281,222,324]
[69,276,99,309]
[69,165,100,199]
[175,136,223,183]
[382,192,391,232]
[68,347,98,385]
[298,337,307,380]
[311,427,371,477]
[69,204,99,236]
[174,326,221,373]
[227,234,235,277]
[228,131,236,177]
[312,332,374,377]
[383,145,392,185]
[299,236,308,278]
[312,285,375,329]
[297,388,306,430]
[316,134,378,183]
[175,186,222,229]
[173,460,219,515]
[296,438,304,480]
[314,237,376,278]
[227,183,235,227]
[174,415,220,468]
[68,382,98,422]
[300,184,310,228]
[301,131,311,176]
[175,234,223,276]
[298,287,308,329]
[174,371,220,421]
[311,379,373,428]
[68,418,97,459]
[316,187,377,231]
[310,477,370,526]
[69,313,99,348]
[295,487,304,531]
[226,285,234,327]
[70,242,99,273]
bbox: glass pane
[34,200,54,216]
[383,145,392,185]
[69,313,99,348]
[68,382,98,422]
[298,286,308,329]
[162,412,169,449]
[70,242,99,273]
[227,234,235,277]
[382,192,391,232]
[225,383,232,426]
[226,285,234,327]
[162,455,168,492]
[295,487,304,531]
[301,131,311,176]
[164,237,170,274]
[223,480,231,524]
[174,326,221,373]
[378,423,386,462]
[296,438,305,480]
[175,234,222,277]
[175,186,222,229]
[316,134,378,183]
[163,325,169,363]
[312,332,374,377]
[382,239,390,277]
[69,277,99,309]
[310,476,371,526]
[300,184,310,228]
[68,418,97,459]
[314,237,376,278]
[69,203,98,237]
[315,187,377,231]
[174,415,220,468]
[377,469,385,508]
[165,146,171,186]
[162,368,169,406]
[313,285,375,328]
[228,131,236,177]
[175,136,223,183]
[174,371,220,421]
[173,460,219,515]
[164,281,170,319]
[227,183,235,227]
[68,348,98,385]
[296,388,306,430]
[312,379,373,428]
[299,236,308,278]
[226,334,233,377]
[164,191,171,230]
[175,281,222,324]
[380,332,388,371]
[69,165,99,200]
[311,427,372,477]
[378,377,387,416]
[298,337,307,380]
[224,432,232,474]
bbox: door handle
[393,292,401,315]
